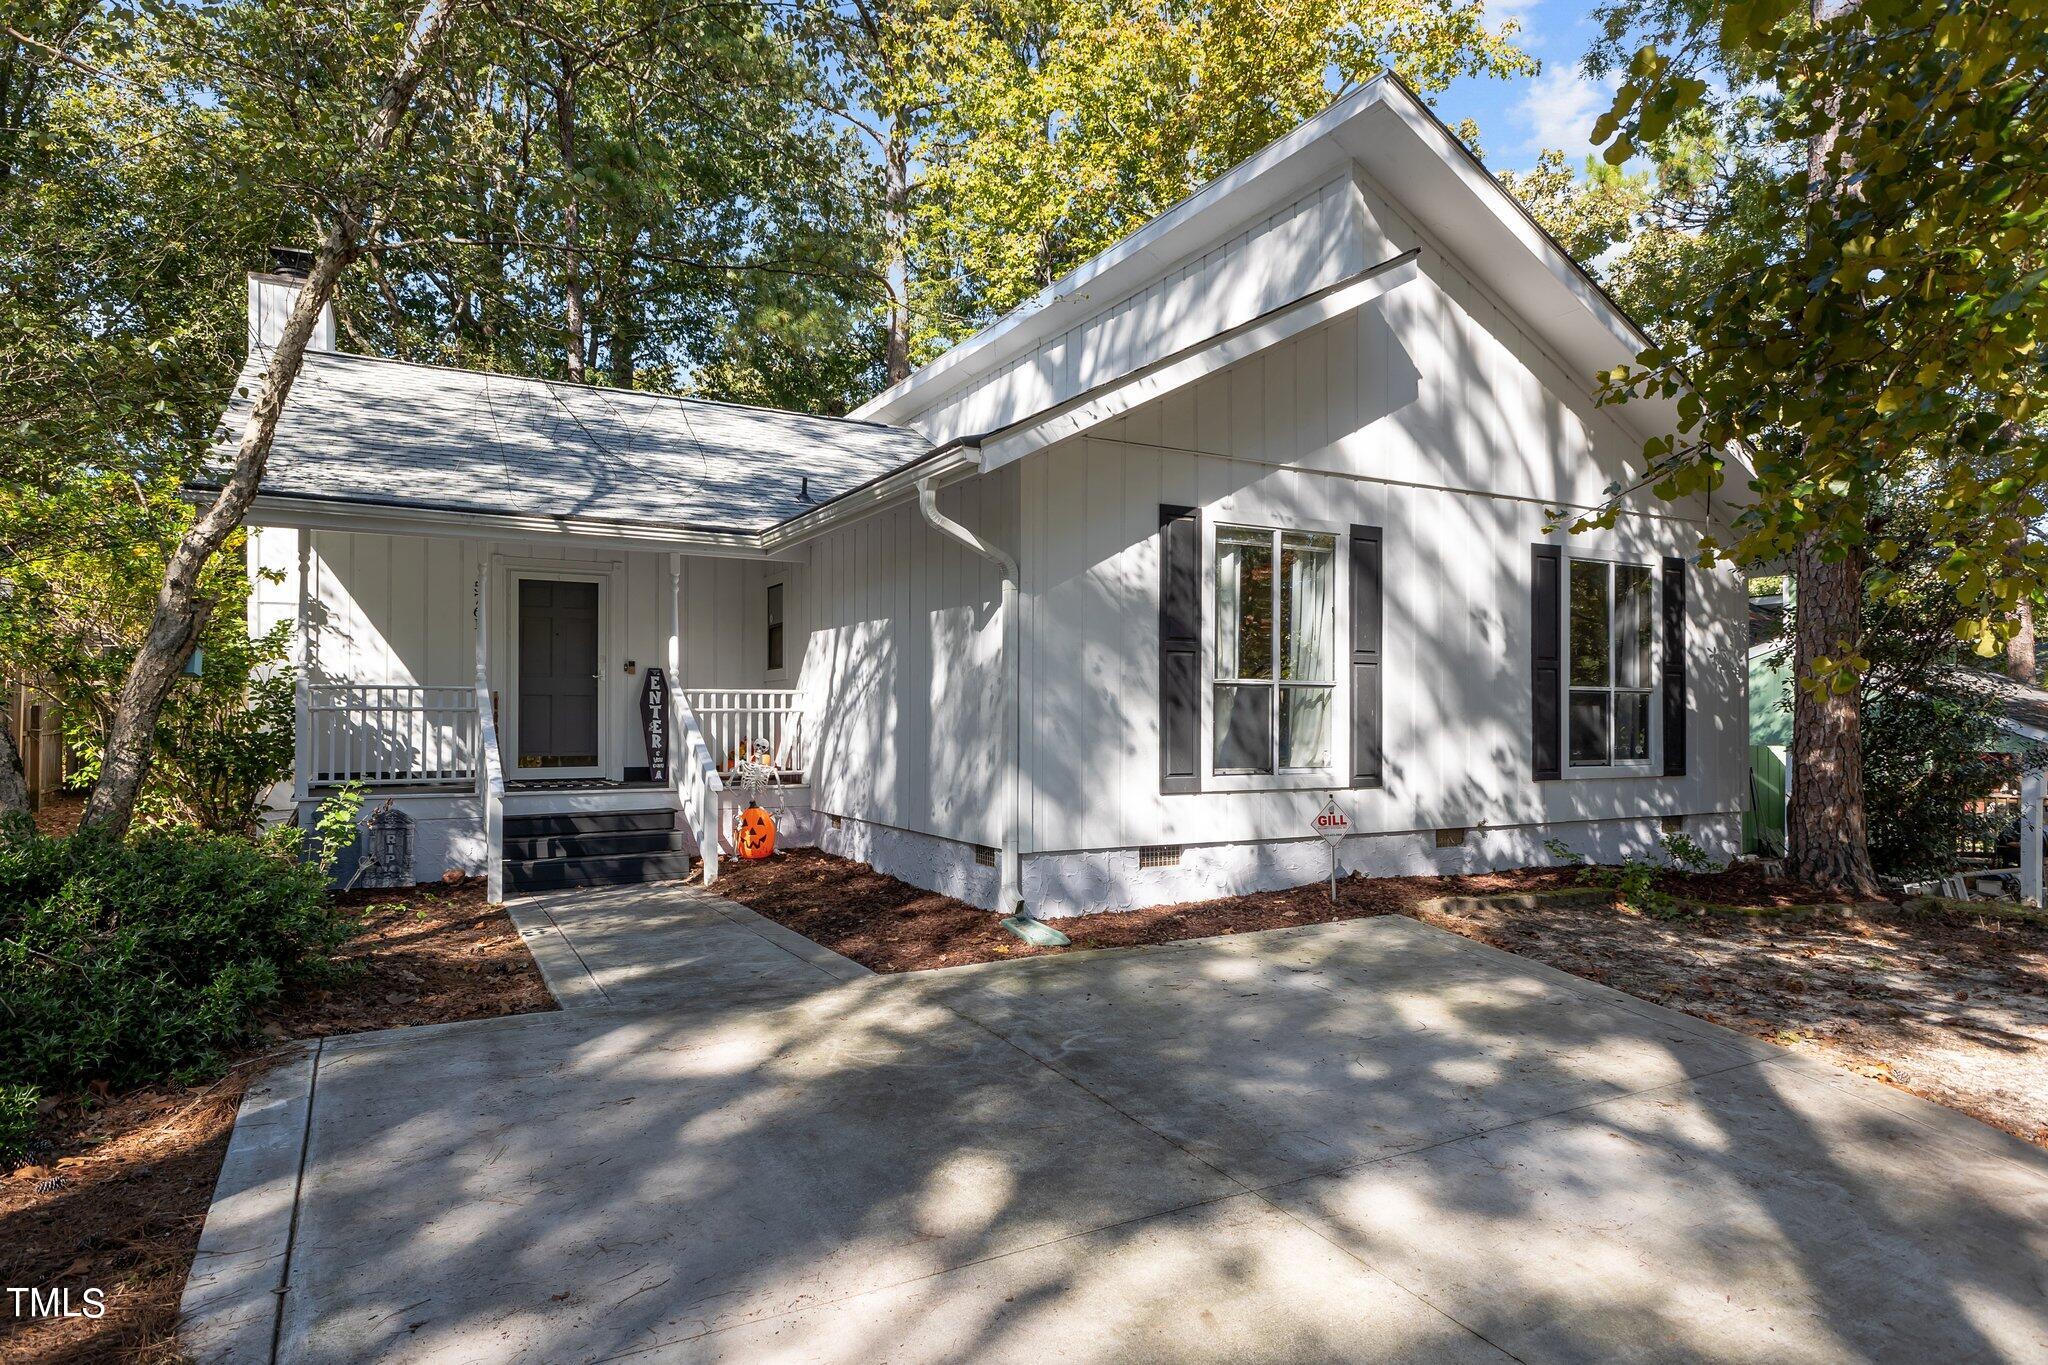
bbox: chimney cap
[267,246,314,279]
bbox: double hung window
[1213,526,1337,774]
[1567,559,1654,767]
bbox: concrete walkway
[183,884,2048,1364]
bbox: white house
[226,75,1752,917]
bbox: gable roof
[855,73,1692,458]
[222,75,1717,549]
[220,349,932,534]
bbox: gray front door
[517,579,600,769]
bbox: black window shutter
[1159,505,1201,794]
[1349,525,1383,788]
[1531,544,1562,782]
[1662,555,1688,776]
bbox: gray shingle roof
[1951,667,2048,735]
[218,349,933,532]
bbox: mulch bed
[706,848,1861,972]
[712,847,2048,1147]
[1,879,554,1365]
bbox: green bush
[0,820,353,1142]
[0,1084,36,1164]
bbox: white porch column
[2022,764,2044,908]
[292,528,312,805]
[475,554,505,903]
[667,553,682,699]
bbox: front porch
[252,523,813,897]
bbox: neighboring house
[1749,634,2048,903]
[220,76,1754,915]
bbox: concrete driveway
[183,883,2048,1363]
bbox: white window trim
[1199,512,1349,792]
[1559,552,1660,780]
[763,573,790,682]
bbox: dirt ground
[30,791,85,839]
[1,879,554,1365]
[712,848,2048,1148]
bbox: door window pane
[1213,683,1273,773]
[766,582,785,673]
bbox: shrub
[313,780,366,877]
[0,820,353,1128]
[0,1084,36,1165]
[1545,833,1720,919]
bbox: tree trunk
[1787,537,1882,896]
[0,695,30,820]
[882,116,911,385]
[78,0,467,839]
[2008,596,2036,685]
[553,74,587,382]
[1779,0,1879,897]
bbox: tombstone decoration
[641,666,670,783]
[357,803,414,890]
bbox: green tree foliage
[1581,0,2047,659]
[891,0,1535,353]
[1533,0,2046,892]
[341,0,888,410]
[1498,150,1649,265]
[0,498,295,833]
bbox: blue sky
[1430,0,1615,175]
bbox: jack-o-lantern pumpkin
[737,803,777,860]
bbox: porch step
[505,828,689,861]
[501,806,695,893]
[503,808,677,839]
[504,849,698,893]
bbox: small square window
[766,582,785,674]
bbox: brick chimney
[247,246,335,354]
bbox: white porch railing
[683,689,805,776]
[305,683,477,786]
[671,687,724,886]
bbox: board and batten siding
[796,471,1017,848]
[901,173,1394,448]
[248,527,803,773]
[1013,251,1746,856]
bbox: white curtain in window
[1216,539,1242,677]
[1285,544,1333,682]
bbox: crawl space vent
[1139,845,1183,869]
[1435,828,1468,849]
[974,845,998,867]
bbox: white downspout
[917,476,1060,941]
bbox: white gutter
[915,473,1056,939]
